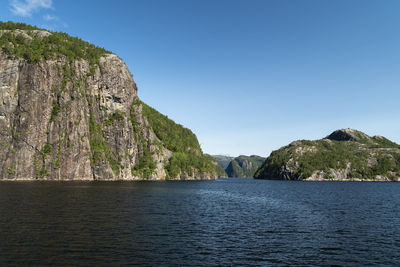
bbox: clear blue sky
[2,0,400,157]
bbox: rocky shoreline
[0,177,216,181]
[304,177,400,182]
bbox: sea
[1,178,400,266]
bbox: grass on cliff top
[140,100,216,178]
[0,21,110,64]
[0,21,40,31]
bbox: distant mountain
[254,129,400,181]
[225,155,266,178]
[206,155,228,177]
[212,155,234,170]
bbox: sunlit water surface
[1,178,400,266]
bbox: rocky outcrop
[254,129,400,181]
[326,128,369,142]
[0,25,218,180]
[225,155,265,177]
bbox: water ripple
[0,179,400,265]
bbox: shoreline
[0,177,218,182]
[304,177,400,182]
[1,177,399,182]
[254,177,400,182]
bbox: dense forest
[141,102,217,178]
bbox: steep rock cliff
[0,22,218,180]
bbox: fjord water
[1,179,400,266]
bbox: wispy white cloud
[10,0,53,17]
[43,13,56,21]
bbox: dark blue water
[1,178,400,266]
